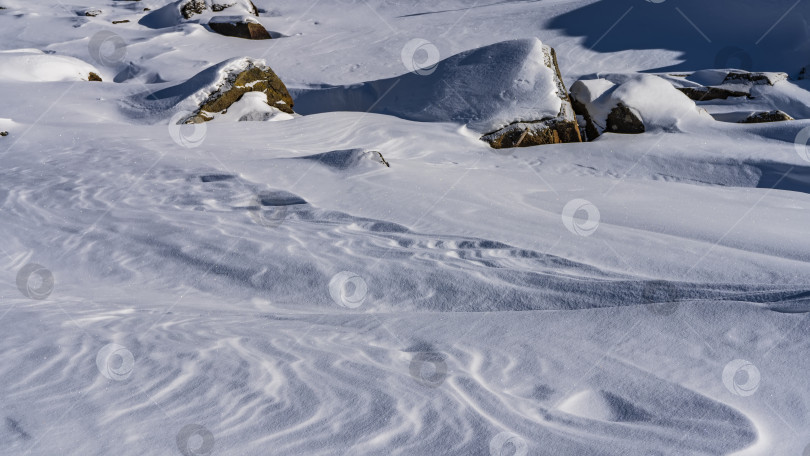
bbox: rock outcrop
[676,70,788,101]
[482,46,581,148]
[570,74,706,141]
[180,0,257,19]
[208,15,270,39]
[739,110,793,123]
[180,58,293,123]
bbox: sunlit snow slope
[1,1,809,455]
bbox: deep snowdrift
[1,1,809,456]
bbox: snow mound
[294,38,563,133]
[292,149,390,171]
[558,390,651,422]
[571,74,708,138]
[0,49,99,82]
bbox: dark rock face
[678,86,750,101]
[180,0,258,19]
[482,46,582,148]
[739,110,793,123]
[88,72,102,82]
[606,104,645,134]
[180,0,206,19]
[185,62,294,123]
[570,98,599,141]
[208,20,270,40]
[723,71,786,86]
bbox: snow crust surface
[1,1,809,456]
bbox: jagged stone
[606,104,644,134]
[739,110,794,123]
[184,60,294,123]
[180,0,206,19]
[180,0,257,19]
[88,72,102,82]
[208,16,270,39]
[678,86,750,101]
[722,71,787,86]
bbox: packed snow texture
[1,1,810,456]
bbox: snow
[0,49,100,82]
[1,1,810,456]
[293,38,563,133]
[571,74,709,134]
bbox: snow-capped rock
[136,57,293,123]
[208,15,271,40]
[571,74,707,140]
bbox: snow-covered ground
[1,1,809,455]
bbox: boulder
[176,58,293,123]
[677,86,751,101]
[88,72,102,82]
[739,110,794,123]
[482,46,581,148]
[208,15,270,39]
[722,71,787,86]
[179,0,257,19]
[570,74,706,140]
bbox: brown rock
[0,131,8,137]
[208,19,271,40]
[606,104,645,134]
[185,62,294,123]
[88,72,102,82]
